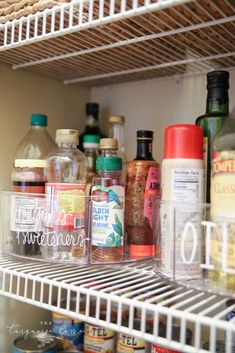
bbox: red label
[144,166,160,227]
[46,183,86,231]
[152,344,182,353]
[12,181,45,194]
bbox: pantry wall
[1,62,235,352]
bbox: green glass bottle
[196,70,229,203]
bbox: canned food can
[84,322,115,353]
[117,319,151,353]
[151,324,192,353]
[52,296,85,351]
[13,334,58,353]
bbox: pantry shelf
[0,252,235,353]
[0,0,234,86]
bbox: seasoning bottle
[83,134,100,193]
[210,110,235,290]
[91,138,124,263]
[11,113,55,256]
[45,129,88,262]
[125,130,160,258]
[109,115,127,178]
[159,124,204,279]
[79,102,106,151]
[196,70,230,203]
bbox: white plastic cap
[56,129,79,144]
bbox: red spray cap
[164,124,203,160]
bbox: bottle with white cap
[45,129,88,263]
[11,113,56,256]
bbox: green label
[91,185,124,247]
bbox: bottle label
[117,333,146,353]
[160,168,204,279]
[46,183,86,230]
[144,166,160,228]
[203,136,208,198]
[84,323,115,353]
[211,152,235,218]
[152,344,181,353]
[91,185,124,247]
[52,312,84,351]
[10,193,45,232]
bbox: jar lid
[99,138,118,150]
[56,129,79,144]
[109,115,125,124]
[30,114,47,127]
[164,124,203,160]
[96,156,122,171]
[13,334,58,352]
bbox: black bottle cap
[137,130,153,139]
[86,103,99,116]
[207,70,229,90]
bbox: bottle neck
[110,123,125,153]
[86,114,99,128]
[135,139,154,160]
[100,148,117,157]
[57,141,77,148]
[206,88,229,115]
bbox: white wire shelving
[0,252,235,353]
[0,0,234,85]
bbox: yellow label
[210,239,235,268]
[117,333,145,353]
[85,323,114,340]
[52,311,82,323]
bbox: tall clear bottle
[91,138,124,263]
[196,70,230,203]
[11,114,55,256]
[45,129,88,263]
[125,130,160,258]
[79,103,106,151]
[109,115,127,178]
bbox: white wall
[0,62,90,189]
[91,70,235,163]
[0,62,90,352]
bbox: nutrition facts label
[172,168,204,203]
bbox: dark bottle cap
[137,130,153,139]
[207,70,229,90]
[86,103,99,117]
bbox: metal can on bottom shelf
[84,320,115,353]
[52,297,85,352]
[151,324,192,353]
[13,334,58,353]
[116,319,151,353]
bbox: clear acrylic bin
[153,200,235,297]
[0,191,156,265]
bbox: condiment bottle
[196,70,230,203]
[109,115,127,178]
[160,124,204,279]
[210,110,235,291]
[83,134,100,193]
[45,129,88,262]
[11,113,55,256]
[125,130,160,258]
[91,138,124,263]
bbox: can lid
[137,130,153,140]
[207,70,229,90]
[13,335,58,352]
[96,156,122,171]
[30,114,47,127]
[56,129,79,144]
[164,124,203,160]
[109,115,125,124]
[99,138,118,150]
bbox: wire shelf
[0,251,235,352]
[0,0,234,85]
